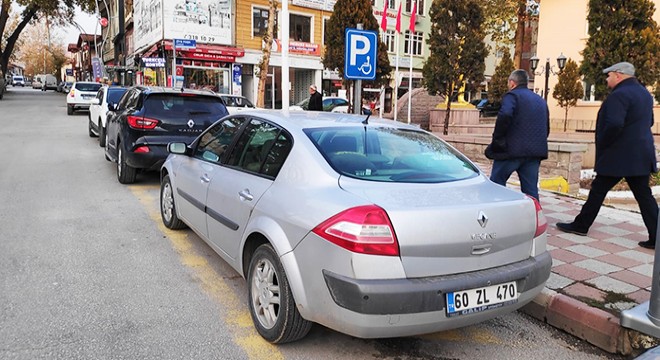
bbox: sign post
[172,39,196,88]
[344,26,377,114]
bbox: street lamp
[530,53,567,102]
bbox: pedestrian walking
[485,69,550,201]
[556,62,659,249]
[308,84,323,111]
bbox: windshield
[305,127,479,183]
[222,96,254,108]
[75,83,102,92]
[107,88,128,104]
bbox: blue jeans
[490,157,542,201]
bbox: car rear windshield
[305,127,479,183]
[144,94,228,119]
[75,83,102,92]
[222,96,254,108]
[107,88,127,104]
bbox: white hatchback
[66,81,102,115]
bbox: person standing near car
[308,84,323,111]
[556,62,658,249]
[485,69,549,201]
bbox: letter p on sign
[344,28,378,80]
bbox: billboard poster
[232,64,242,96]
[164,0,232,45]
[134,0,164,51]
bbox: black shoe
[556,222,588,236]
[639,241,656,249]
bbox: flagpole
[406,1,416,124]
[394,34,400,122]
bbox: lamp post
[529,53,567,102]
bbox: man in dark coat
[486,69,550,201]
[308,85,323,111]
[557,62,658,249]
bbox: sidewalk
[476,162,658,355]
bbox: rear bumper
[323,251,551,315]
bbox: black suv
[105,86,229,184]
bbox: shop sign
[179,51,234,62]
[292,0,336,11]
[142,57,166,68]
[274,40,320,56]
[91,57,104,81]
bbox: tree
[323,0,391,110]
[256,0,278,108]
[580,0,660,99]
[0,0,95,79]
[422,0,488,135]
[489,47,514,102]
[480,0,538,68]
[553,59,584,132]
[14,17,67,79]
[655,80,660,104]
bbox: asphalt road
[0,86,629,360]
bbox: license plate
[446,281,518,317]
[82,95,93,99]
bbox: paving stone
[548,236,578,248]
[586,276,640,293]
[617,222,647,232]
[604,237,643,249]
[556,233,596,244]
[595,254,644,268]
[573,259,622,274]
[542,204,572,213]
[566,244,608,258]
[618,250,654,264]
[562,282,606,302]
[604,302,637,311]
[586,240,628,253]
[553,263,599,281]
[548,213,579,222]
[581,229,616,240]
[609,270,652,289]
[629,263,654,277]
[547,244,558,251]
[545,272,573,290]
[551,257,565,267]
[550,248,588,264]
[627,289,651,304]
[596,226,633,236]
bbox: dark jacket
[308,91,323,111]
[594,77,657,176]
[486,85,550,160]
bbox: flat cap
[602,62,635,76]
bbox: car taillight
[127,115,159,130]
[134,146,150,153]
[527,196,547,237]
[69,90,75,97]
[312,205,399,256]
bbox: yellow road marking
[130,185,284,360]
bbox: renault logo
[477,211,488,228]
[187,119,195,128]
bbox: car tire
[160,175,186,230]
[67,105,73,115]
[117,146,137,184]
[98,121,106,147]
[88,116,96,137]
[247,244,311,344]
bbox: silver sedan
[159,110,551,343]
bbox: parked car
[66,81,102,115]
[105,86,229,184]
[34,74,58,91]
[159,110,551,344]
[218,94,256,115]
[289,96,349,112]
[88,86,128,147]
[11,75,25,87]
[62,82,73,94]
[479,100,501,117]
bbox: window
[381,30,396,53]
[253,7,278,38]
[195,117,246,164]
[405,0,423,15]
[404,31,423,56]
[290,14,311,42]
[226,119,292,177]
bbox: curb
[520,288,658,356]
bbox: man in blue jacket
[557,62,658,249]
[486,69,549,201]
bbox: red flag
[380,0,388,32]
[395,3,402,33]
[409,1,417,32]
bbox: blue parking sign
[344,28,378,80]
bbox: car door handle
[471,244,491,255]
[239,189,253,201]
[200,174,210,183]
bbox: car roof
[136,86,218,96]
[230,110,422,131]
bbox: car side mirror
[107,103,116,111]
[168,142,189,155]
[91,98,100,105]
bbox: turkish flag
[395,3,402,33]
[380,0,388,32]
[409,1,417,32]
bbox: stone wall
[439,134,588,195]
[383,89,444,130]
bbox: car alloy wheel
[247,244,311,343]
[116,146,137,184]
[98,121,106,147]
[160,175,185,229]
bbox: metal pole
[353,24,363,115]
[282,0,290,113]
[544,57,550,102]
[621,206,660,337]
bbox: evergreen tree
[323,0,391,90]
[422,0,488,135]
[489,47,515,103]
[553,59,584,132]
[580,0,660,98]
[654,80,660,104]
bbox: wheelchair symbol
[358,56,373,76]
